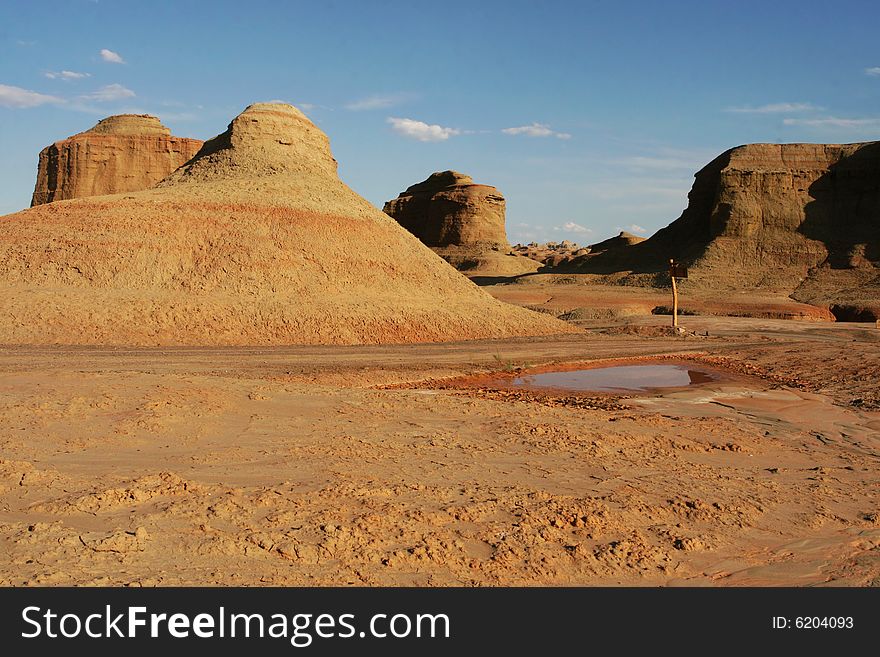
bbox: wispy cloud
[865,67,880,76]
[387,117,460,142]
[0,83,62,108]
[619,223,648,235]
[345,92,415,111]
[79,83,135,102]
[44,70,91,81]
[558,221,592,234]
[726,102,819,114]
[584,178,690,201]
[783,116,880,129]
[158,111,199,122]
[99,48,125,64]
[502,122,571,139]
[15,39,36,47]
[612,145,720,179]
[295,101,334,113]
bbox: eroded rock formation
[512,241,589,268]
[384,171,541,275]
[579,142,880,318]
[589,231,646,254]
[1,104,571,345]
[31,114,203,206]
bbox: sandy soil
[481,278,835,321]
[1,316,878,586]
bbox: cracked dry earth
[0,316,878,586]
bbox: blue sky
[1,0,878,244]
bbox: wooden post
[670,258,678,328]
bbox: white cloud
[619,155,704,171]
[100,48,125,64]
[783,116,880,129]
[387,117,460,142]
[80,83,135,102]
[865,67,880,76]
[559,221,592,234]
[585,178,690,201]
[726,102,819,114]
[158,111,199,122]
[614,147,718,178]
[45,70,91,81]
[502,122,572,139]
[0,83,62,108]
[345,93,414,111]
[295,102,333,112]
[623,224,648,234]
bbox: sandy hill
[0,104,573,345]
[31,114,203,206]
[575,142,880,318]
[588,231,646,253]
[384,170,541,276]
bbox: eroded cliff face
[687,143,879,290]
[384,171,540,275]
[31,115,203,206]
[384,171,509,247]
[580,142,880,316]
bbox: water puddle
[483,363,722,393]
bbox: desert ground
[2,104,877,588]
[2,312,878,587]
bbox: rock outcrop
[577,142,880,318]
[31,114,203,206]
[588,231,646,254]
[1,104,572,345]
[512,241,589,268]
[384,171,541,276]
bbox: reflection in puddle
[504,364,719,393]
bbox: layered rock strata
[579,142,880,317]
[384,171,541,276]
[31,114,203,206]
[1,104,572,345]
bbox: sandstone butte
[31,114,203,206]
[574,142,880,319]
[383,170,542,276]
[0,104,574,346]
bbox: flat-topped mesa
[383,170,541,275]
[384,170,509,248]
[576,141,880,318]
[30,114,203,206]
[159,103,338,185]
[651,142,880,285]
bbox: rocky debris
[1,104,574,345]
[384,171,541,275]
[31,114,203,206]
[574,142,880,318]
[80,527,149,553]
[512,241,589,267]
